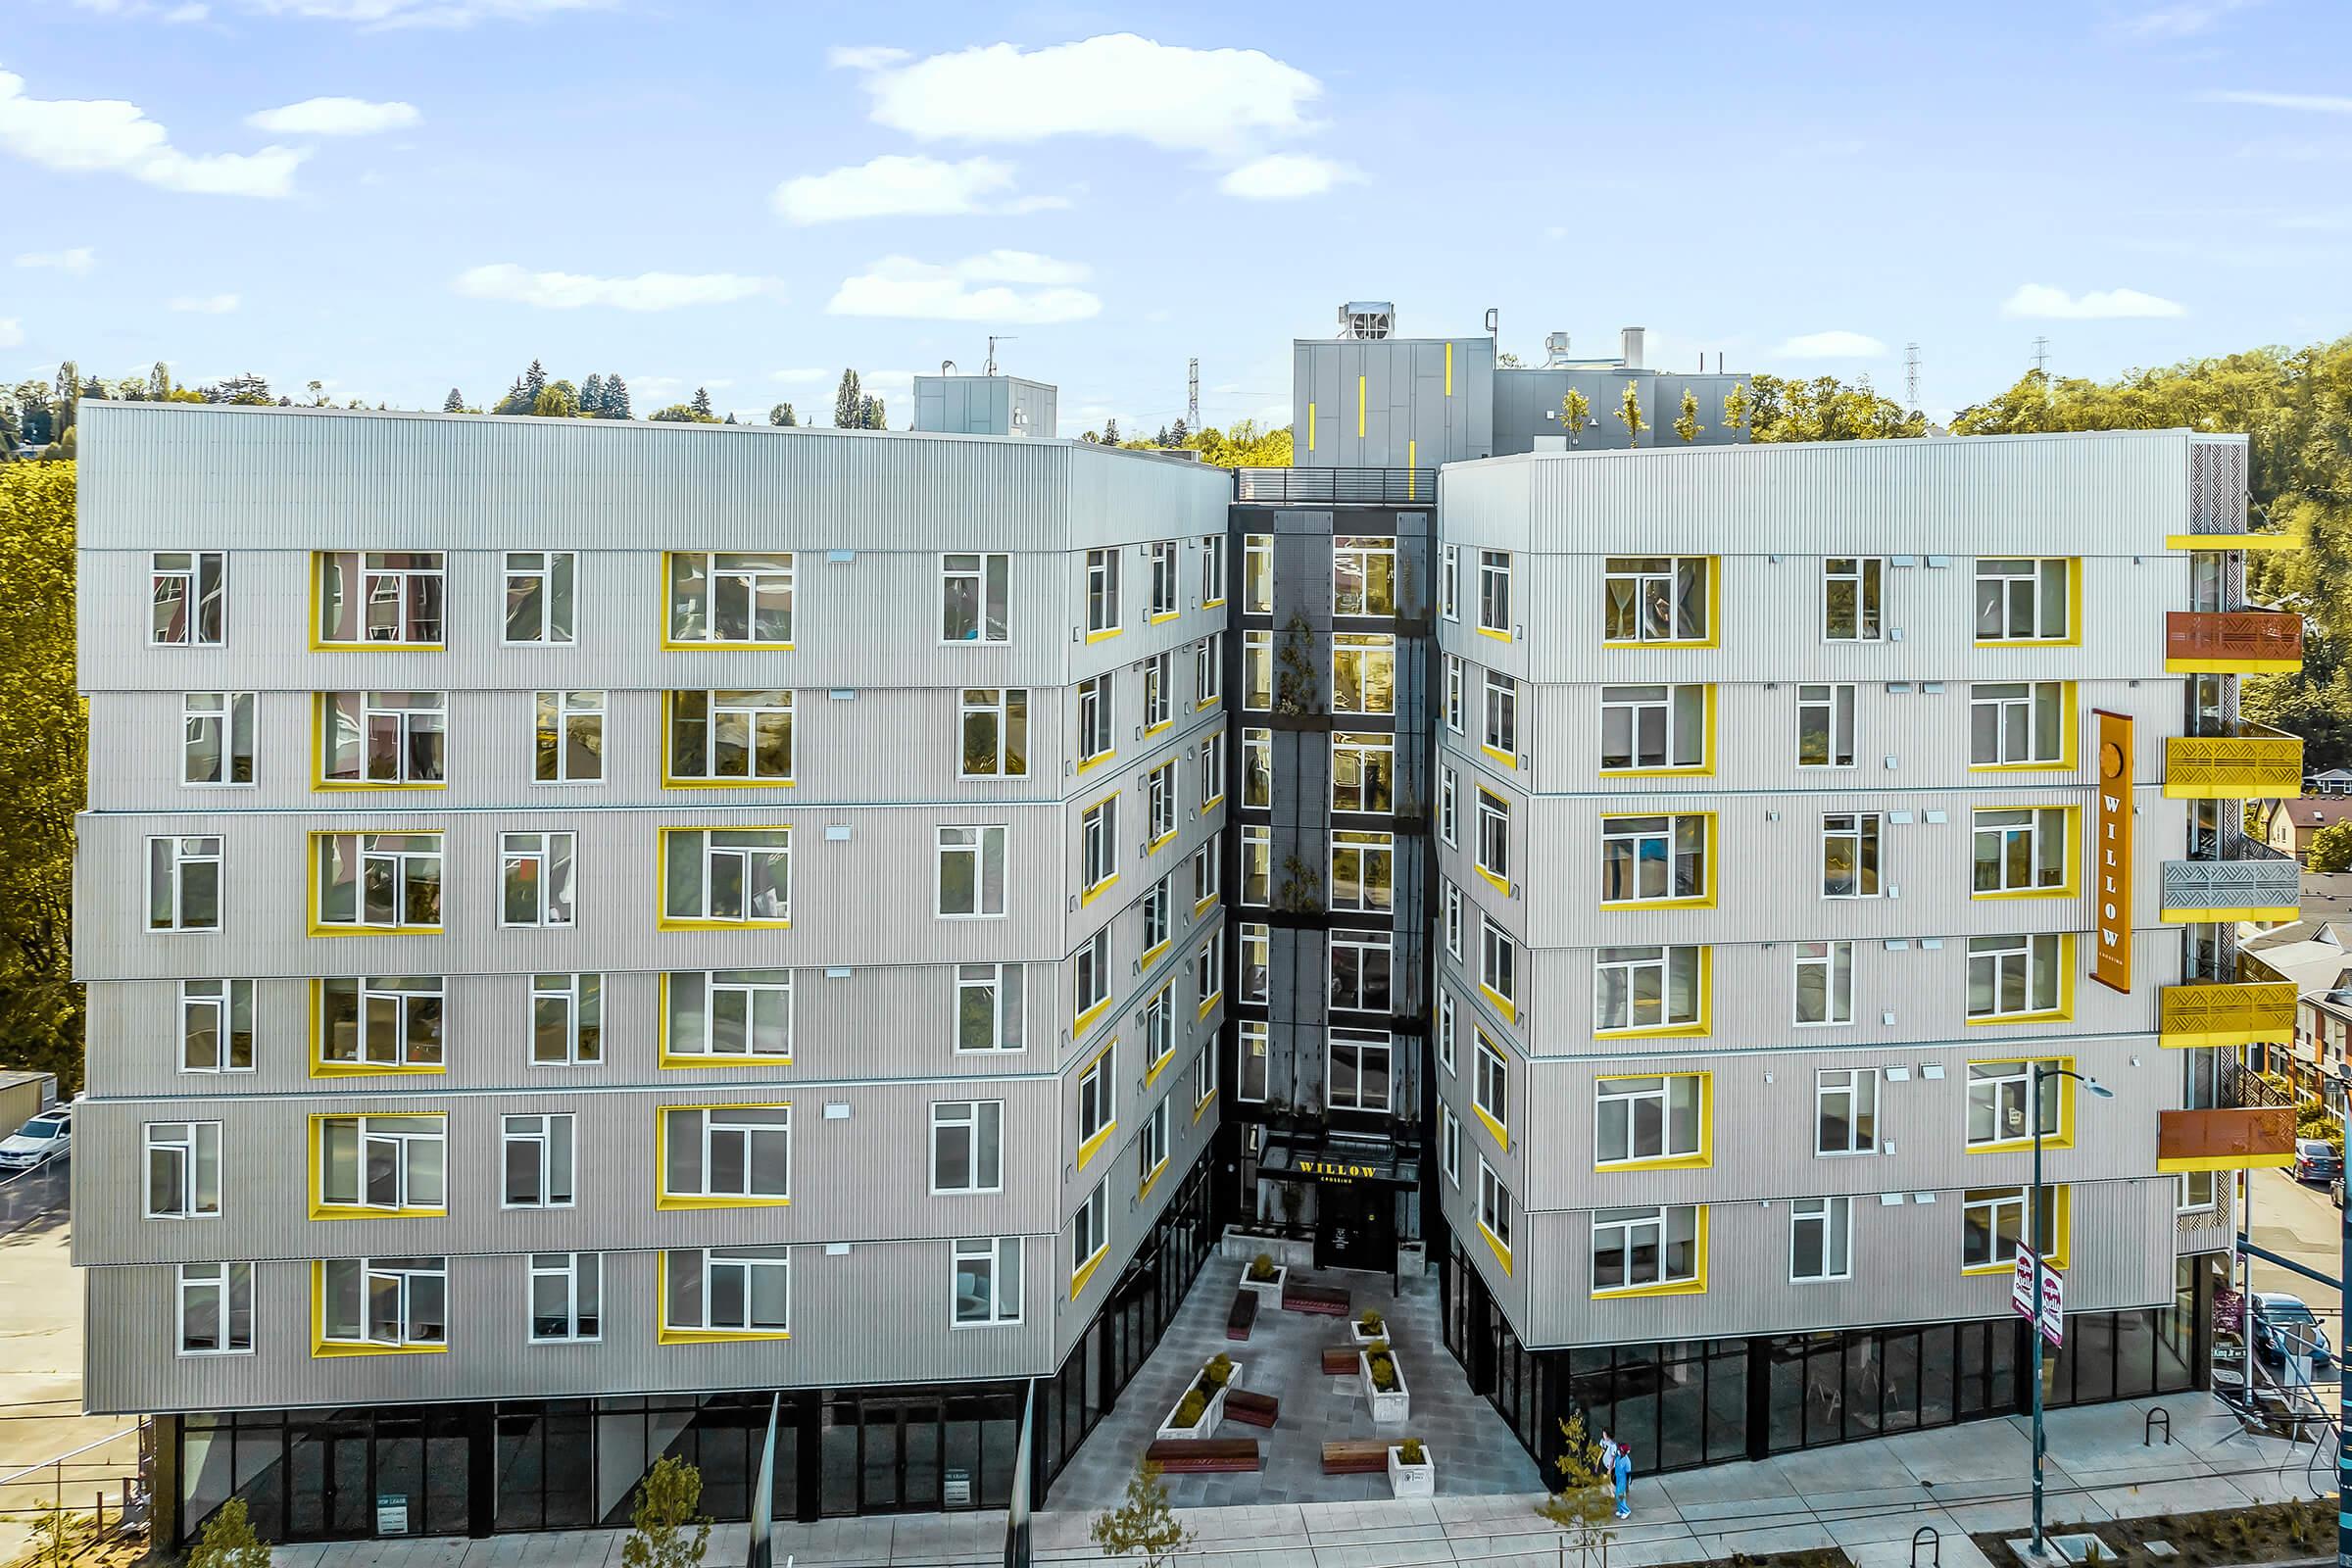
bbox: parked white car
[0,1108,72,1171]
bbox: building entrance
[1314,1177,1397,1275]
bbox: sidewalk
[267,1390,2330,1566]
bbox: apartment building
[74,396,1234,1543]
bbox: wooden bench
[1320,1346,1364,1376]
[1283,1283,1351,1316]
[1320,1440,1390,1475]
[1146,1438,1260,1474]
[1224,1389,1279,1429]
[1225,1289,1258,1342]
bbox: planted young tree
[622,1455,711,1568]
[1090,1457,1192,1568]
[1560,388,1592,446]
[1722,381,1751,433]
[1617,382,1646,448]
[1675,388,1704,442]
[188,1496,272,1567]
[1534,1412,1617,1568]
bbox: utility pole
[1903,343,1921,410]
[1187,358,1200,430]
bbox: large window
[1478,1157,1513,1255]
[150,835,222,932]
[1483,671,1518,760]
[1085,548,1121,636]
[1330,830,1394,912]
[1592,1204,1701,1293]
[146,1121,222,1218]
[667,552,793,645]
[1480,914,1517,1014]
[1331,930,1393,1014]
[177,1261,252,1354]
[1196,634,1223,708]
[1973,808,2069,895]
[1600,684,1705,772]
[942,553,1010,643]
[1332,731,1395,813]
[1966,1059,2062,1147]
[1074,928,1111,1026]
[532,973,601,1064]
[1820,812,1881,899]
[954,1237,1023,1328]
[1148,539,1179,619]
[1975,558,2073,643]
[1137,1096,1171,1187]
[1790,1197,1853,1282]
[932,1101,1004,1194]
[535,690,604,782]
[1243,534,1272,613]
[1072,1179,1109,1285]
[1144,653,1173,733]
[664,970,793,1060]
[1593,1076,1703,1166]
[1794,941,1854,1026]
[529,1252,601,1343]
[320,1256,446,1348]
[1593,946,1703,1033]
[1333,535,1396,615]
[1962,1186,2059,1270]
[1478,550,1512,636]
[502,1114,575,1208]
[1243,630,1272,710]
[1238,1021,1268,1102]
[504,552,577,645]
[1971,681,2067,766]
[1600,813,1709,906]
[1967,934,2065,1020]
[1240,922,1269,1003]
[664,1248,790,1335]
[662,1106,792,1202]
[1081,797,1119,900]
[1603,556,1709,644]
[319,690,445,785]
[1797,683,1857,768]
[1475,1035,1509,1138]
[956,963,1024,1053]
[153,551,225,646]
[1333,633,1396,713]
[318,976,443,1069]
[501,832,577,928]
[661,828,789,925]
[960,688,1030,778]
[1329,1029,1393,1112]
[317,1112,446,1212]
[667,690,794,783]
[1476,790,1510,888]
[1823,558,1883,642]
[180,979,254,1073]
[1077,1052,1115,1153]
[1816,1068,1878,1155]
[1200,534,1227,608]
[317,551,443,646]
[1244,727,1271,806]
[314,831,440,932]
[1077,676,1113,766]
[183,693,255,785]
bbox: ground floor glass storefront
[172,1161,1217,1547]
[1443,1242,2216,1480]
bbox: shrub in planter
[1369,1353,1398,1392]
[1249,1253,1277,1282]
[1364,1339,1390,1356]
[1202,1354,1234,1389]
[1397,1439,1426,1465]
[1172,1390,1208,1430]
[1358,1310,1384,1334]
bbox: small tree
[1534,1412,1617,1568]
[1617,382,1646,447]
[1674,388,1703,442]
[2309,820,2352,873]
[1102,416,1121,446]
[1090,1457,1192,1568]
[1722,381,1751,433]
[442,388,465,413]
[769,402,798,426]
[622,1455,711,1568]
[533,381,581,418]
[1560,388,1592,446]
[188,1495,272,1568]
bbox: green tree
[52,361,79,445]
[534,381,581,418]
[1089,1457,1192,1568]
[1102,416,1121,446]
[2309,820,2352,874]
[622,1455,710,1568]
[12,381,55,447]
[1169,416,1189,445]
[1617,382,1646,447]
[690,386,713,419]
[858,393,886,429]
[207,373,272,406]
[1674,387,1703,443]
[442,388,465,413]
[188,1495,272,1567]
[580,373,605,416]
[1534,1411,1617,1568]
[147,361,172,401]
[833,369,861,428]
[601,374,632,419]
[306,380,327,406]
[1561,389,1592,446]
[649,404,718,424]
[768,403,797,427]
[1722,381,1751,433]
[1745,372,1926,442]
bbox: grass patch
[1972,1497,2333,1568]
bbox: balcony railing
[2165,611,2304,674]
[2156,1106,2295,1171]
[1235,467,1437,506]
[2163,723,2304,800]
[2160,838,2303,922]
[2158,981,2298,1049]
[2223,1057,2296,1110]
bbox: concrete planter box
[1220,1227,1310,1271]
[1238,1264,1287,1303]
[1388,1444,1435,1499]
[1359,1349,1410,1424]
[1348,1318,1388,1347]
[1153,1359,1246,1442]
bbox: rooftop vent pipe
[1621,326,1646,370]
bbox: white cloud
[245,96,419,135]
[16,247,95,272]
[170,292,238,313]
[0,69,306,196]
[1218,152,1360,200]
[0,319,22,349]
[828,252,1100,324]
[164,3,209,19]
[2198,89,2352,115]
[825,45,908,71]
[2119,0,2257,39]
[2000,283,2187,319]
[773,154,1022,223]
[1774,330,1886,358]
[229,0,609,24]
[453,264,780,311]
[843,33,1322,157]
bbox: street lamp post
[2030,1065,2114,1562]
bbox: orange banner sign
[2093,710,2133,993]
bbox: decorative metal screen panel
[2163,727,2304,799]
[2158,981,2297,1047]
[2159,849,2301,911]
[2188,439,2249,534]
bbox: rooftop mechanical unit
[1338,301,1396,340]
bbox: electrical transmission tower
[2033,336,2050,375]
[1904,344,1921,410]
[1187,359,1200,430]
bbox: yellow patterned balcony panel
[2163,726,2304,800]
[2158,981,2298,1049]
[2164,611,2304,676]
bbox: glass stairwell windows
[1333,634,1396,714]
[1333,536,1397,615]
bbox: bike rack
[1912,1526,1941,1568]
[2145,1407,2173,1447]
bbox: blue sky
[2,0,2347,431]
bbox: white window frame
[501,1113,576,1209]
[176,1261,253,1355]
[1193,832,1221,908]
[314,831,443,931]
[531,972,602,1064]
[660,828,789,925]
[1592,1075,1701,1166]
[1598,813,1707,906]
[1440,1104,1461,1186]
[1592,945,1703,1033]
[504,551,578,646]
[1820,812,1882,900]
[501,831,577,929]
[1967,934,2064,1020]
[665,689,794,783]
[318,975,443,1069]
[666,551,794,646]
[1072,1178,1110,1281]
[1479,914,1517,1009]
[1085,548,1121,635]
[152,551,225,647]
[535,689,605,783]
[1329,829,1395,913]
[2176,1171,2218,1213]
[1600,683,1707,772]
[1440,765,1459,847]
[318,1112,447,1211]
[1476,790,1510,886]
[1971,681,2067,766]
[1077,1053,1115,1150]
[1138,1096,1171,1185]
[182,692,255,786]
[1333,534,1398,616]
[1081,796,1119,897]
[1475,1036,1509,1136]
[1239,824,1270,907]
[1797,683,1858,769]
[937,825,1009,919]
[1823,557,1884,643]
[1200,534,1227,607]
[953,1237,1024,1328]
[149,835,222,933]
[1243,727,1270,807]
[145,1121,222,1219]
[1243,534,1273,613]
[1200,730,1226,808]
[318,689,446,786]
[1148,762,1178,847]
[1333,633,1396,715]
[1238,1020,1268,1102]
[317,550,446,647]
[1240,921,1269,1004]
[1962,1186,2054,1269]
[1478,1156,1513,1251]
[1142,874,1172,956]
[180,979,254,1073]
[941,552,1011,645]
[1790,1196,1853,1282]
[1602,555,1710,644]
[528,1251,602,1343]
[1974,557,2073,643]
[1196,634,1223,707]
[1794,941,1855,1027]
[1478,550,1512,635]
[1444,881,1464,961]
[1330,929,1393,1014]
[1242,629,1273,711]
[1332,731,1395,814]
[931,1101,1004,1195]
[1196,924,1226,1008]
[664,969,793,1060]
[1144,652,1173,732]
[1966,1059,2061,1147]
[664,1247,790,1334]
[955,963,1025,1054]
[1441,544,1460,622]
[1815,1068,1877,1155]
[1196,1035,1219,1107]
[1437,989,1457,1073]
[1148,539,1180,619]
[959,688,1030,779]
[662,1105,793,1200]
[1483,671,1518,759]
[1592,1203,1701,1293]
[1075,928,1111,1022]
[1445,656,1465,734]
[1144,985,1174,1074]
[1972,807,2069,895]
[1077,675,1113,765]
[1328,1028,1394,1112]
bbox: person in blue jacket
[1611,1439,1633,1519]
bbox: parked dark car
[2252,1293,2334,1371]
[2292,1138,2341,1184]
